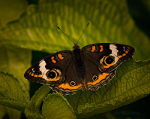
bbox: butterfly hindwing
[83,56,116,90]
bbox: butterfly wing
[82,43,135,90]
[24,43,135,94]
[24,51,83,94]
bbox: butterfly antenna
[76,22,90,45]
[57,25,75,44]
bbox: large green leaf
[42,93,77,119]
[0,72,29,111]
[24,85,77,119]
[65,59,150,117]
[0,0,150,60]
[0,105,21,119]
[0,46,31,90]
[0,0,27,27]
[5,107,21,119]
[25,85,50,119]
[0,105,5,119]
[0,44,31,119]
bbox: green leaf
[0,105,22,119]
[0,72,29,111]
[0,105,6,119]
[25,85,50,119]
[42,93,77,119]
[0,46,32,90]
[66,60,150,118]
[5,107,21,119]
[0,0,27,27]
[0,0,150,60]
[0,40,31,118]
[25,82,76,119]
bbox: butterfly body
[24,43,134,95]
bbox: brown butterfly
[24,43,134,95]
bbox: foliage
[0,0,150,119]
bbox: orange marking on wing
[58,53,64,60]
[51,56,56,63]
[34,75,38,77]
[29,72,42,78]
[34,74,42,77]
[48,76,61,81]
[91,45,96,52]
[31,73,34,76]
[87,73,109,85]
[58,83,82,90]
[100,45,103,52]
[118,50,129,58]
[38,75,42,77]
[103,63,115,68]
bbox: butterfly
[24,43,134,95]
